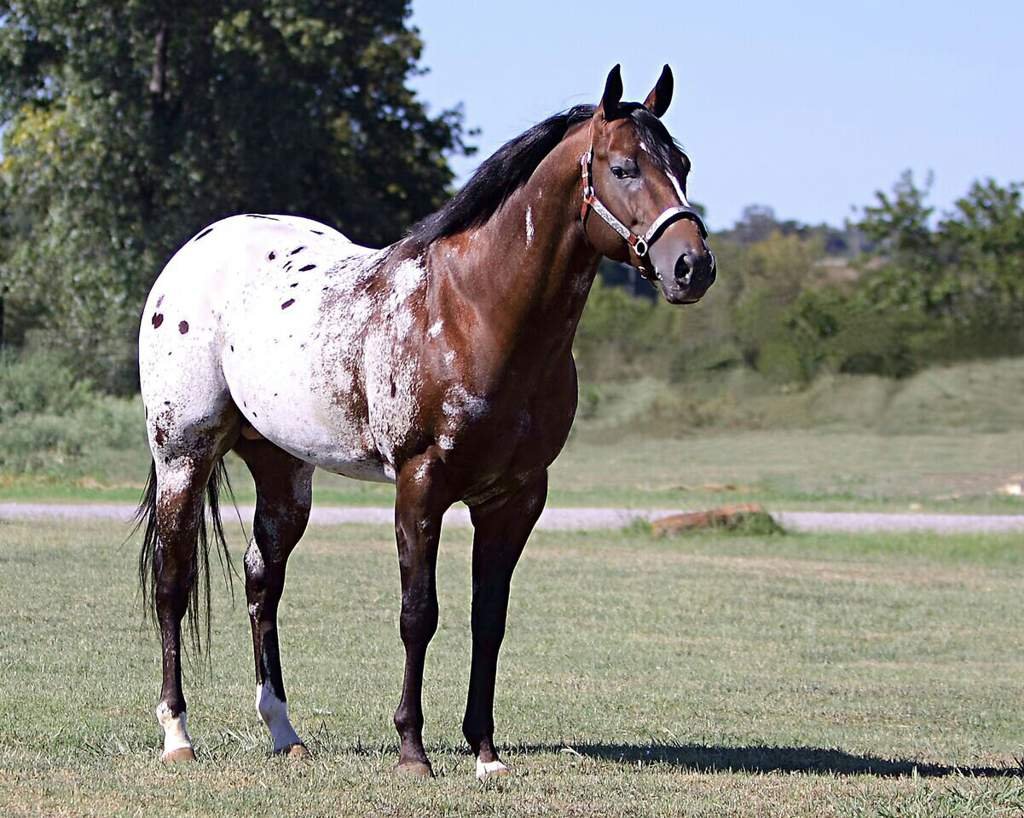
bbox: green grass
[2,519,1022,816]
[2,358,1022,513]
[4,428,1021,514]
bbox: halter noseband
[579,136,709,282]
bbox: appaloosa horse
[136,64,715,779]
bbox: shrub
[0,349,142,475]
[0,348,95,421]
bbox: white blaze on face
[256,681,302,752]
[666,172,691,207]
[525,206,534,247]
[156,701,193,756]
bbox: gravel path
[1,502,1022,534]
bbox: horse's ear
[643,65,673,118]
[598,64,623,119]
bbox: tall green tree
[0,0,472,390]
[858,172,1024,329]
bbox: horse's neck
[429,133,599,359]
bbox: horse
[135,64,715,780]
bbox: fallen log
[651,503,783,536]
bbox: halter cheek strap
[580,146,709,280]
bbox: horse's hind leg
[234,438,315,756]
[150,447,226,763]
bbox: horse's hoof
[395,759,434,778]
[160,747,197,764]
[278,743,310,760]
[476,758,510,781]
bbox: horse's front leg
[463,471,548,781]
[392,450,453,777]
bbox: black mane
[406,103,687,250]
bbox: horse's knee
[399,587,438,644]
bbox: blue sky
[410,1,1023,231]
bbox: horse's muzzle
[661,248,715,304]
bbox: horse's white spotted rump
[139,213,431,484]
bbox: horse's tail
[133,459,235,656]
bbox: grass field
[2,428,1022,514]
[2,518,1022,816]
[2,359,1022,513]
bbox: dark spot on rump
[289,246,305,255]
[390,380,397,398]
[156,295,164,308]
[152,313,164,328]
[230,344,235,352]
[268,251,276,260]
[290,282,299,288]
[194,227,214,241]
[281,299,295,309]
[298,264,316,272]
[178,320,189,334]
[154,426,167,446]
[322,286,329,291]
[283,261,293,271]
[310,229,324,235]
[245,214,280,221]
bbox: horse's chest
[436,361,578,497]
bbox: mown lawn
[2,428,1023,514]
[1,519,1022,817]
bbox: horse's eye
[610,161,638,180]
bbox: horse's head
[580,65,715,304]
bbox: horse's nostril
[674,251,715,290]
[674,254,694,286]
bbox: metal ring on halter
[632,237,648,258]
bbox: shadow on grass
[525,743,1023,778]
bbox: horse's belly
[232,380,392,481]
[222,331,392,483]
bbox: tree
[0,1,472,391]
[939,179,1024,324]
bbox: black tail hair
[133,459,236,657]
